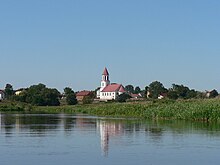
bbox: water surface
[0,113,220,165]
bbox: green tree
[64,87,77,105]
[125,85,134,93]
[148,81,167,99]
[172,84,189,98]
[23,83,60,106]
[134,86,141,94]
[5,84,14,99]
[116,93,131,102]
[171,84,197,99]
[167,90,178,100]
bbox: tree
[172,84,189,99]
[134,86,141,94]
[185,89,197,99]
[64,87,77,105]
[171,84,197,99]
[5,84,14,99]
[167,90,178,100]
[125,85,134,93]
[116,93,131,102]
[19,83,61,106]
[148,81,167,99]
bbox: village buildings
[96,68,126,101]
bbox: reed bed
[35,99,220,122]
[1,99,220,121]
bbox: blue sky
[0,0,220,92]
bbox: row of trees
[125,81,219,100]
[5,84,78,106]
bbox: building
[76,90,92,102]
[0,90,5,100]
[15,88,26,96]
[97,67,126,101]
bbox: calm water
[0,113,220,165]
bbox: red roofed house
[97,68,126,101]
[76,90,92,102]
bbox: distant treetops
[125,81,218,100]
[2,83,77,106]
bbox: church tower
[100,67,110,91]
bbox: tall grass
[1,99,220,122]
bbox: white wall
[100,92,116,100]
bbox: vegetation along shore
[1,98,220,122]
[1,80,220,122]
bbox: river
[0,113,220,165]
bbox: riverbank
[1,99,220,121]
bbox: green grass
[1,99,220,121]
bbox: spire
[102,67,109,76]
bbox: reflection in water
[99,120,123,156]
[1,113,220,159]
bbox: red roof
[102,67,109,75]
[130,94,140,98]
[76,91,91,96]
[101,84,125,92]
[119,86,126,93]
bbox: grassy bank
[1,99,220,121]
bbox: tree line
[3,83,77,106]
[125,81,218,100]
[1,81,219,106]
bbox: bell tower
[100,67,110,91]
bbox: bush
[116,93,131,103]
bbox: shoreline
[1,99,220,122]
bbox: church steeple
[102,67,109,76]
[101,67,110,91]
[102,67,109,81]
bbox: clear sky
[0,0,220,92]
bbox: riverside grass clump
[1,99,220,122]
[0,101,33,112]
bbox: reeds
[2,99,220,122]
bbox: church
[97,67,126,101]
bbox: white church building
[97,68,126,101]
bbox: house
[158,93,167,99]
[130,93,142,99]
[0,90,5,100]
[76,90,92,101]
[15,88,26,96]
[205,90,218,98]
[97,67,126,101]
